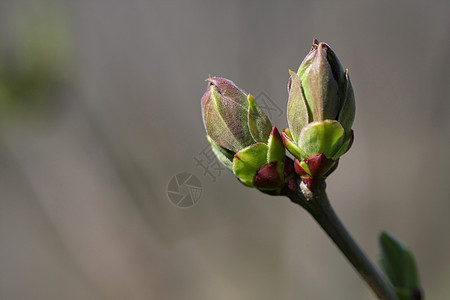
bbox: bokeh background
[0,0,449,299]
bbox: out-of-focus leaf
[379,231,422,300]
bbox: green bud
[284,39,356,186]
[289,39,355,139]
[201,77,295,195]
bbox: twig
[289,179,398,300]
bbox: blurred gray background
[0,0,449,299]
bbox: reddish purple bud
[294,154,336,178]
[246,156,298,196]
[304,154,335,177]
[253,162,282,189]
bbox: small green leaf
[297,120,344,158]
[267,127,285,163]
[330,131,353,160]
[281,128,308,161]
[379,231,421,298]
[206,135,234,171]
[233,143,269,187]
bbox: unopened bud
[283,39,356,187]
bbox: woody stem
[288,179,398,300]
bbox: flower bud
[283,39,355,188]
[201,77,268,153]
[201,77,295,195]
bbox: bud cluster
[201,39,355,193]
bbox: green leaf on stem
[379,231,422,300]
[233,143,269,187]
[297,120,344,159]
